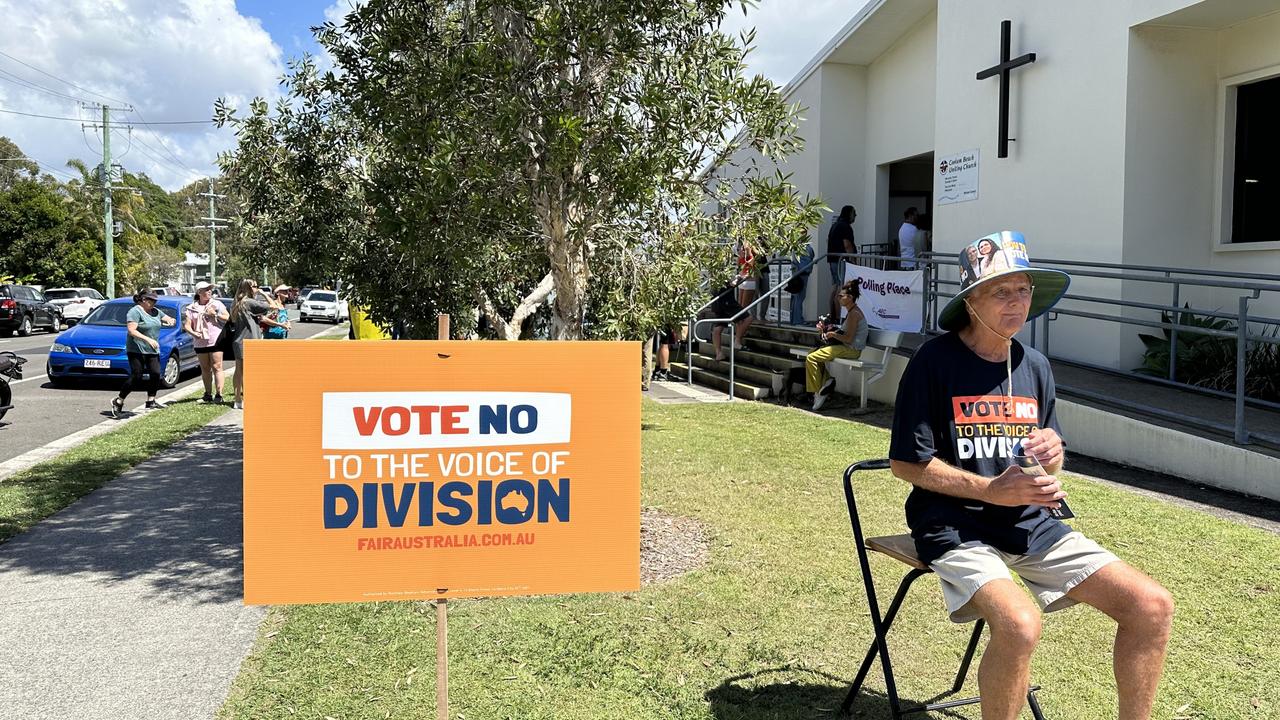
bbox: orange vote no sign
[241,341,641,605]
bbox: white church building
[725,0,1280,371]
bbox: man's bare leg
[962,579,1041,720]
[1066,561,1174,720]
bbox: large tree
[217,0,821,340]
[0,179,105,290]
[0,137,39,192]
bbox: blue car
[46,297,199,387]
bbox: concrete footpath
[0,410,262,720]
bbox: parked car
[44,287,106,326]
[46,297,198,388]
[148,286,184,297]
[0,283,60,336]
[299,290,349,323]
[296,286,317,310]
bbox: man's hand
[984,465,1065,508]
[1021,427,1064,469]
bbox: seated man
[889,231,1174,720]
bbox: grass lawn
[0,380,233,542]
[219,400,1279,719]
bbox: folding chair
[841,458,1046,718]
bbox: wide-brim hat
[938,230,1070,331]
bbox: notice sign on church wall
[241,341,640,605]
[937,149,980,205]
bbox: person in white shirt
[898,207,920,270]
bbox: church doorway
[876,152,934,269]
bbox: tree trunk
[543,195,589,340]
[479,272,554,340]
[640,338,654,390]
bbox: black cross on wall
[976,20,1036,158]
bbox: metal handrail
[679,245,1279,447]
[915,250,1279,446]
[685,252,835,398]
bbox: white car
[299,290,349,323]
[43,287,106,326]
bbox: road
[0,309,343,465]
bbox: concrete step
[751,323,822,345]
[689,352,783,390]
[742,335,815,360]
[692,342,804,372]
[670,362,771,400]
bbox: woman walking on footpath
[228,278,271,410]
[182,281,228,404]
[111,289,176,417]
[262,284,293,339]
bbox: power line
[0,48,130,107]
[127,130,196,177]
[0,67,97,105]
[127,108,203,174]
[0,106,213,125]
[0,155,82,182]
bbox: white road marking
[8,374,48,386]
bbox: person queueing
[111,289,177,417]
[804,279,868,411]
[262,284,293,339]
[889,231,1173,720]
[183,281,228,404]
[228,278,272,410]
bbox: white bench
[789,329,905,410]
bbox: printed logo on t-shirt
[952,395,1038,461]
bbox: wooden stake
[436,314,450,720]
[436,593,448,720]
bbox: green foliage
[0,179,105,290]
[1135,304,1280,402]
[216,0,823,340]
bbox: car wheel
[46,364,68,388]
[162,352,180,388]
[17,315,32,336]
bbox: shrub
[1134,305,1279,403]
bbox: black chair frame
[841,458,1046,719]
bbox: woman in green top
[111,289,177,417]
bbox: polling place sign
[242,341,640,605]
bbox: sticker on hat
[939,231,1071,331]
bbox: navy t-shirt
[889,332,1071,565]
[827,219,853,260]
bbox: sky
[0,0,866,192]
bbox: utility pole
[102,105,114,298]
[183,179,228,291]
[83,103,133,297]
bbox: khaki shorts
[930,532,1119,623]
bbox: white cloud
[0,0,286,191]
[722,0,873,86]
